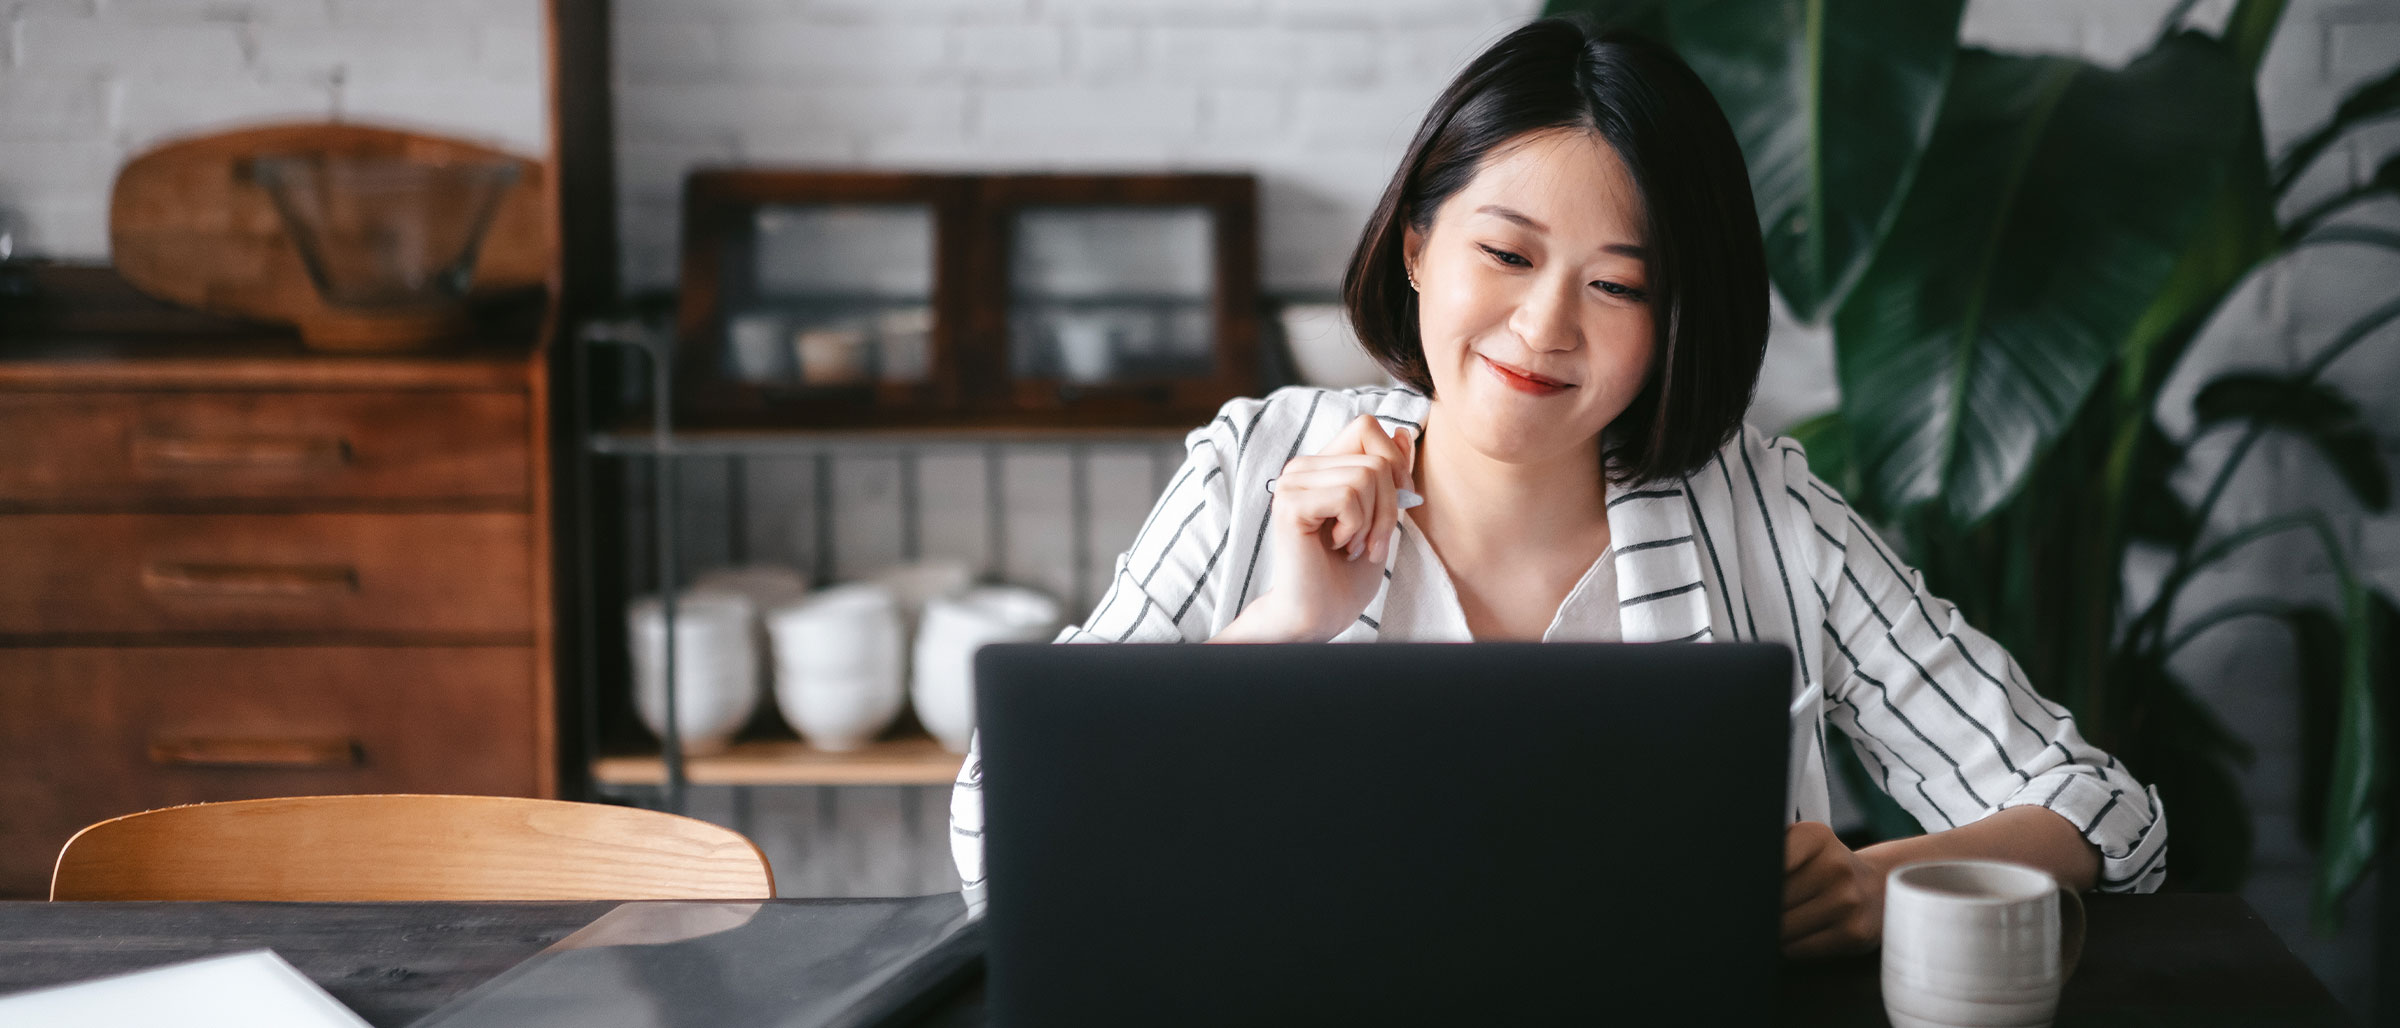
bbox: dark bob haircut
[1341,16,1769,487]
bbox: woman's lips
[1479,354,1574,395]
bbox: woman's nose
[1507,276,1583,352]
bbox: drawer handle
[141,562,360,597]
[148,736,366,768]
[133,434,353,472]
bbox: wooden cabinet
[0,293,555,897]
[672,170,1259,430]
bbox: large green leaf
[2271,61,2400,196]
[2221,0,2288,77]
[2313,585,2390,930]
[2194,373,2391,512]
[1660,0,1965,323]
[1832,35,2257,525]
[2123,419,2197,545]
[1781,409,1858,496]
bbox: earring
[1405,267,1419,291]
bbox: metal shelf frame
[570,316,1182,817]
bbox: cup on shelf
[875,306,933,384]
[912,585,1063,753]
[627,592,760,756]
[766,583,907,752]
[725,312,792,382]
[1052,314,1116,383]
[795,322,872,386]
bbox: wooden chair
[49,794,775,901]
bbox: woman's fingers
[1275,465,1383,555]
[1279,416,1419,563]
[1351,418,1410,489]
[1780,871,1857,942]
[1281,454,1395,557]
[1310,415,1380,463]
[1349,421,1409,564]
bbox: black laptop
[972,642,1793,1026]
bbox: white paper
[0,949,372,1028]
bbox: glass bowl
[247,153,520,348]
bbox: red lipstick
[1480,354,1573,396]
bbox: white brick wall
[608,0,1535,294]
[0,0,545,258]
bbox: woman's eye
[1478,244,1530,268]
[1595,281,1650,303]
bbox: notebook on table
[0,949,372,1028]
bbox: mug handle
[2057,886,2086,981]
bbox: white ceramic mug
[725,313,791,381]
[1882,860,2087,1028]
[627,592,760,755]
[1053,316,1116,382]
[912,586,1062,753]
[766,583,906,751]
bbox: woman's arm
[1781,807,2097,958]
[1771,436,2164,955]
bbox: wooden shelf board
[590,735,966,787]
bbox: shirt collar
[1351,387,1712,645]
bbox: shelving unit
[591,736,965,788]
[572,320,1190,813]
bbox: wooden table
[0,895,2351,1026]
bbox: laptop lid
[973,641,1791,1027]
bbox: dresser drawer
[0,645,543,897]
[0,513,533,636]
[0,390,529,505]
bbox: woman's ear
[1401,222,1426,289]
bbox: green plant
[1548,0,2400,928]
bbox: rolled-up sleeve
[951,407,1245,902]
[1807,470,2167,894]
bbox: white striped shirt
[951,385,2168,903]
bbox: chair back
[50,794,775,901]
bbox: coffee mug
[1882,860,2086,1028]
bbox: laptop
[972,641,1792,1026]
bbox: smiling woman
[950,16,2167,958]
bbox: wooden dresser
[0,271,556,897]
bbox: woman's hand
[1783,820,1885,958]
[1212,415,1417,643]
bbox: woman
[952,17,2165,957]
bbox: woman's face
[1403,127,1655,468]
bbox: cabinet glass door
[1006,206,1216,385]
[722,203,936,388]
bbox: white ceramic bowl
[627,592,760,755]
[766,583,907,752]
[912,586,1063,753]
